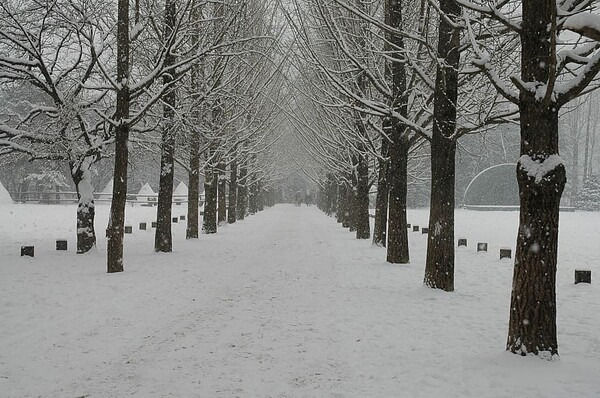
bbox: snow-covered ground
[0,204,599,397]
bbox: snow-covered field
[0,204,599,397]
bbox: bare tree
[0,0,112,254]
[460,0,600,357]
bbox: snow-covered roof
[137,183,155,196]
[174,181,188,196]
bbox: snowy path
[1,204,600,397]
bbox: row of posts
[407,223,591,285]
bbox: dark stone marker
[477,242,488,252]
[575,270,591,284]
[172,217,178,223]
[21,246,34,257]
[56,240,67,251]
[152,221,157,228]
[422,228,429,234]
[458,238,467,247]
[139,222,147,231]
[180,215,186,221]
[413,225,419,232]
[125,226,133,234]
[500,248,511,259]
[407,223,411,228]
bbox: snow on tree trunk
[70,157,96,254]
[423,0,460,292]
[154,0,177,253]
[506,1,565,358]
[107,0,130,273]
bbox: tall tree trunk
[257,182,264,211]
[328,174,337,215]
[107,0,130,273]
[187,127,200,239]
[423,0,460,291]
[217,161,227,224]
[385,0,409,263]
[237,166,247,220]
[387,131,409,263]
[187,4,202,240]
[248,178,257,214]
[338,183,349,226]
[424,135,456,289]
[70,156,96,253]
[355,153,370,239]
[373,136,389,246]
[348,169,358,232]
[203,166,218,234]
[154,0,177,252]
[507,0,565,358]
[228,158,237,224]
[154,136,175,250]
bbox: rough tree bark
[338,182,349,226]
[248,177,257,214]
[387,131,409,263]
[423,0,460,291]
[257,181,264,212]
[328,174,337,215]
[385,0,410,263]
[107,0,130,273]
[506,0,566,358]
[186,127,200,239]
[228,157,237,224]
[203,163,218,234]
[424,135,456,290]
[70,156,96,253]
[186,4,202,240]
[154,0,177,252]
[355,152,370,239]
[373,135,389,247]
[217,161,227,224]
[237,166,247,220]
[348,169,358,232]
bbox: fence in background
[7,191,205,206]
